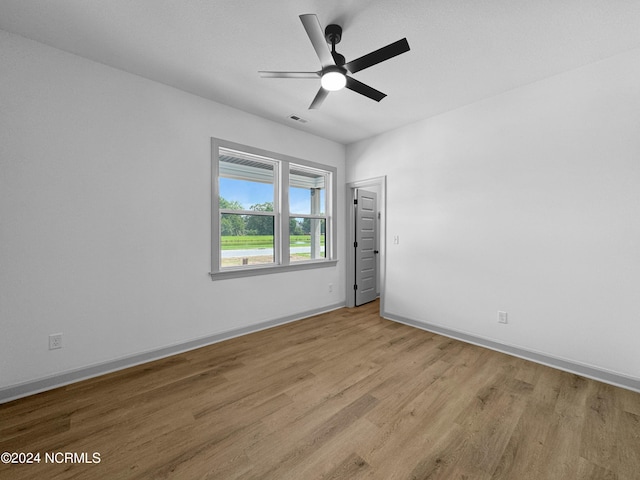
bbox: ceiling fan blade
[309,87,329,109]
[259,71,320,79]
[345,38,410,74]
[345,76,386,102]
[299,14,335,68]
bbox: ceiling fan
[259,14,410,109]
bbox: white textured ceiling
[2,0,640,144]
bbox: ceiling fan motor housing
[324,24,342,45]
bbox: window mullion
[281,161,290,266]
[272,160,281,265]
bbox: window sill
[209,259,338,281]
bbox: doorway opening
[346,176,386,311]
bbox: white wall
[0,30,346,392]
[347,48,640,380]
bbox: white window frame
[210,138,337,280]
[288,162,330,264]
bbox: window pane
[289,217,326,262]
[221,214,274,267]
[290,166,325,215]
[220,150,274,210]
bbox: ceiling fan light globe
[321,71,346,91]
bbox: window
[218,151,277,268]
[210,138,337,279]
[289,164,327,263]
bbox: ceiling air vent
[288,114,308,124]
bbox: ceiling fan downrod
[325,24,345,66]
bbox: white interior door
[355,189,378,306]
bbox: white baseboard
[383,310,640,394]
[0,302,346,404]
[7,302,636,404]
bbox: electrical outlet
[49,333,63,350]
[498,311,508,324]
[328,283,333,293]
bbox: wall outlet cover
[49,333,63,350]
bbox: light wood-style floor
[2,300,640,479]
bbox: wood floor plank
[321,452,371,480]
[2,299,640,479]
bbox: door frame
[345,176,387,310]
